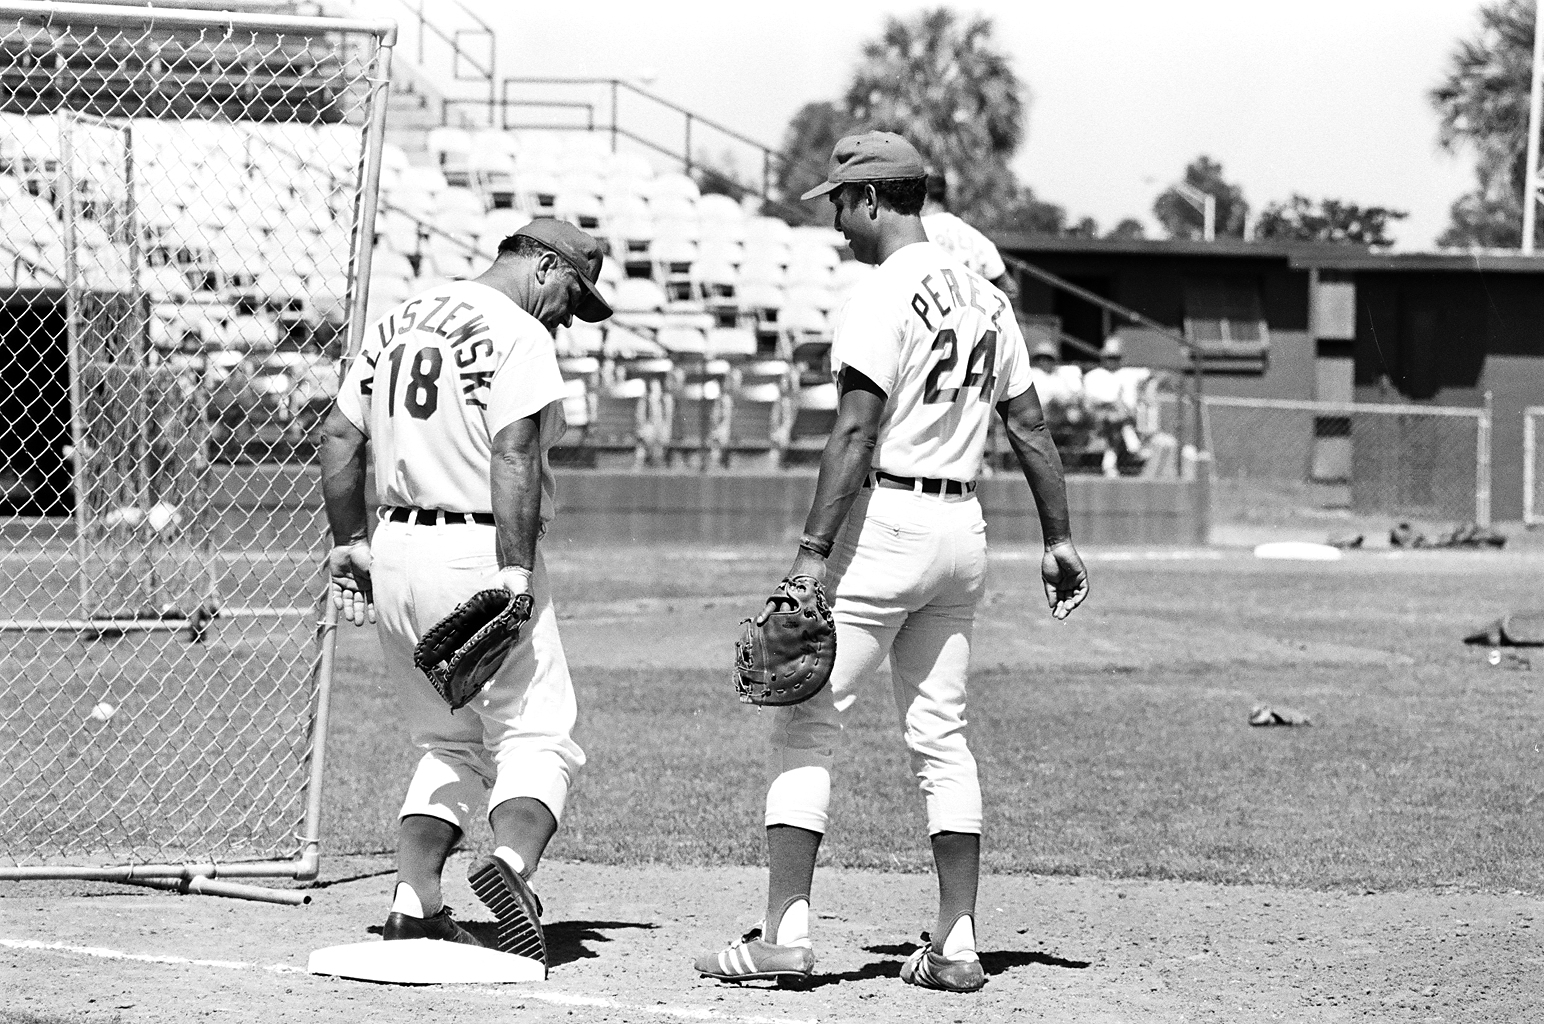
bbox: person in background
[921,174,1019,303]
[1080,337,1148,477]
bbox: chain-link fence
[1525,406,1544,527]
[0,2,394,900]
[1203,396,1491,526]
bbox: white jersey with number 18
[334,280,568,520]
[831,240,1031,483]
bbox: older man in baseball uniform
[319,219,611,969]
[695,132,1089,992]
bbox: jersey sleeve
[333,330,381,434]
[963,220,1006,280]
[831,281,901,396]
[485,324,568,437]
[998,314,1035,403]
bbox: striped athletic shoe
[693,925,816,985]
[900,944,986,992]
[468,855,547,974]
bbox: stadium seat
[781,302,830,349]
[696,192,743,220]
[516,168,561,217]
[785,284,837,314]
[559,355,601,378]
[586,375,646,458]
[658,326,708,355]
[555,189,604,232]
[427,127,473,187]
[555,323,604,356]
[482,208,533,246]
[602,323,666,358]
[470,148,518,206]
[787,380,839,453]
[737,256,787,288]
[602,191,650,222]
[612,277,667,332]
[371,249,416,283]
[743,216,793,245]
[607,214,655,275]
[398,165,449,200]
[706,326,757,358]
[608,151,655,182]
[425,236,476,279]
[561,375,591,430]
[651,236,697,299]
[695,239,743,268]
[737,281,786,337]
[650,196,698,226]
[646,171,701,203]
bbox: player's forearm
[319,411,370,546]
[489,437,542,572]
[802,420,877,548]
[1005,415,1073,548]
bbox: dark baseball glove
[414,589,534,710]
[732,575,836,706]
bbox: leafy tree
[1430,0,1538,248]
[1253,195,1409,247]
[842,7,1027,221]
[1152,155,1249,239]
[1104,218,1146,240]
[773,101,855,216]
[1064,216,1100,239]
[993,188,1066,234]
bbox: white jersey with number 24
[832,240,1031,483]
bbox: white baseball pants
[765,485,987,836]
[370,517,585,832]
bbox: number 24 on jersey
[924,328,998,405]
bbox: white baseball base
[1252,541,1343,562]
[307,938,545,984]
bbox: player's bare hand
[1041,541,1088,620]
[760,548,829,626]
[327,541,375,626]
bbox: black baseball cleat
[468,855,548,974]
[382,905,482,946]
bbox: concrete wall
[544,472,1209,547]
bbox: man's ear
[866,184,879,219]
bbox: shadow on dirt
[362,918,657,967]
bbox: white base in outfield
[1253,541,1343,562]
[307,938,545,985]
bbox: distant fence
[1203,396,1491,526]
[1526,406,1544,527]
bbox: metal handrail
[392,0,493,120]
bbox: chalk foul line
[2,937,833,1024]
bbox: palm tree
[843,7,1027,221]
[1430,0,1537,247]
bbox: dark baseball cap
[800,131,927,201]
[512,218,612,322]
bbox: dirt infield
[2,855,1536,1023]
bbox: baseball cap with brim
[512,218,612,322]
[800,131,927,201]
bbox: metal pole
[58,114,92,616]
[122,118,158,607]
[1203,194,1216,242]
[684,113,693,175]
[1477,390,1493,526]
[610,78,618,153]
[1524,0,1544,253]
[1525,408,1538,525]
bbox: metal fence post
[1526,407,1542,526]
[1477,391,1492,527]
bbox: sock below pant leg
[931,831,980,959]
[765,824,821,948]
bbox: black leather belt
[866,471,976,496]
[385,507,496,526]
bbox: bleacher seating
[2,112,867,464]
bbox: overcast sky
[374,0,1495,249]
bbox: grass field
[321,543,1544,895]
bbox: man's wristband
[497,565,533,595]
[798,533,833,558]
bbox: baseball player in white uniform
[695,132,1088,992]
[319,219,612,965]
[921,173,1019,302]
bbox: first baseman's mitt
[733,575,836,706]
[414,589,533,710]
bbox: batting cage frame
[0,1,394,903]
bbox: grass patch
[325,548,1544,893]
